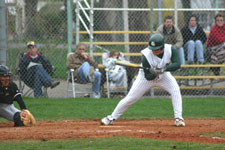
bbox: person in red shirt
[206,12,225,75]
[207,13,225,47]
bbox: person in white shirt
[103,50,127,87]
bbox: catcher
[0,65,35,127]
[101,34,185,127]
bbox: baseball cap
[27,41,36,48]
[148,34,164,50]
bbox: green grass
[0,97,223,121]
[1,97,225,149]
[200,132,225,138]
[0,137,224,150]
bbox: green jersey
[142,46,181,80]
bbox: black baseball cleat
[50,81,60,89]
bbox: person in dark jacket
[181,15,207,64]
[18,41,60,97]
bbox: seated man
[66,43,102,98]
[18,41,60,98]
[156,15,185,65]
[103,50,127,88]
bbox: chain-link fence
[4,0,225,98]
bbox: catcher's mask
[148,34,164,50]
[0,65,12,87]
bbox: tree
[16,0,25,39]
[62,0,67,40]
[24,0,38,38]
[181,0,191,25]
[127,0,149,90]
[128,0,149,61]
[96,1,122,41]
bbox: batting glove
[154,67,166,74]
[149,67,166,75]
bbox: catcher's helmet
[148,34,164,50]
[0,65,11,77]
[0,65,12,87]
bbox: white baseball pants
[111,70,183,120]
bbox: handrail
[84,42,148,45]
[75,31,154,34]
[94,52,141,56]
[174,76,225,79]
[94,53,225,67]
[94,53,225,68]
[153,86,225,90]
[181,64,225,67]
[75,30,210,34]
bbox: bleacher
[94,52,225,96]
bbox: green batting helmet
[148,34,164,50]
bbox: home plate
[97,129,132,133]
[100,125,125,128]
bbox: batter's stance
[0,65,35,126]
[101,34,185,127]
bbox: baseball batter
[0,65,35,126]
[101,34,185,127]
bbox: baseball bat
[115,61,149,70]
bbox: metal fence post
[0,0,7,65]
[90,0,94,58]
[67,0,72,53]
[75,1,80,45]
[150,0,154,37]
[174,0,178,27]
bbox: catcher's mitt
[20,109,36,126]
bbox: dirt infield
[0,119,225,144]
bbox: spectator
[66,43,102,98]
[207,12,225,75]
[18,41,60,98]
[103,50,127,87]
[181,15,207,64]
[156,15,185,65]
